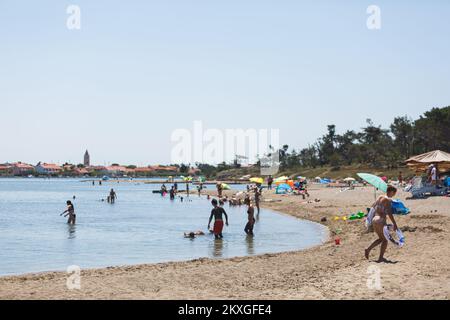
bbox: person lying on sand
[365,185,399,263]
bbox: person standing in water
[245,202,255,235]
[216,183,223,198]
[254,187,261,215]
[267,175,273,190]
[208,199,229,239]
[161,184,167,195]
[365,185,399,263]
[186,182,190,196]
[169,186,175,200]
[61,200,76,224]
[109,188,117,204]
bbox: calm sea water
[0,178,327,276]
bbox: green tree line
[273,106,449,171]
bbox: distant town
[0,150,199,178]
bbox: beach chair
[408,176,448,198]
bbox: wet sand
[1,185,449,299]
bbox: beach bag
[391,199,410,215]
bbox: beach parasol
[297,176,306,180]
[357,173,387,192]
[405,150,450,172]
[274,176,289,183]
[357,173,387,200]
[250,177,264,184]
[343,177,355,182]
[183,176,193,182]
[221,183,231,190]
[197,176,206,182]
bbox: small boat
[102,176,110,181]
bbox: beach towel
[383,224,405,247]
[365,207,376,228]
[213,220,224,235]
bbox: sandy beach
[1,185,449,300]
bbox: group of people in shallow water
[160,182,204,201]
[167,182,262,239]
[61,189,118,224]
[60,178,402,263]
[205,185,261,239]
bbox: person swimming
[208,199,229,240]
[184,230,205,238]
[60,200,76,225]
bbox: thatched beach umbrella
[405,150,450,172]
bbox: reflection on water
[246,235,255,255]
[67,224,76,239]
[212,239,224,257]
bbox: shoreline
[0,192,330,278]
[1,186,449,299]
[0,204,329,279]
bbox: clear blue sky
[1,0,449,165]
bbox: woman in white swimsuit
[365,185,398,263]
